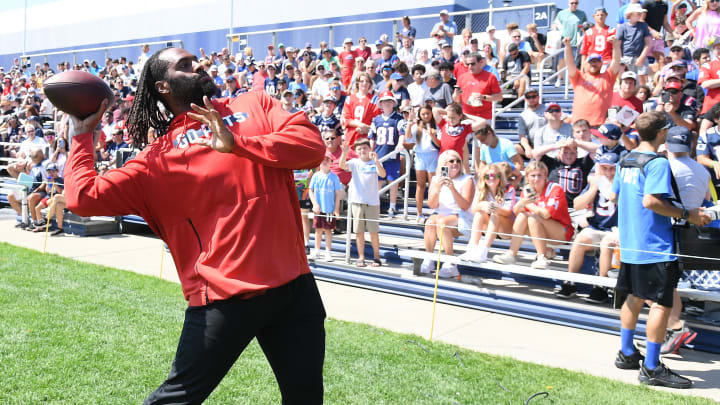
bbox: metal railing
[537,49,563,104]
[23,39,184,66]
[226,4,555,54]
[344,148,412,264]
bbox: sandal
[356,259,367,268]
[371,259,382,267]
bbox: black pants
[143,273,326,405]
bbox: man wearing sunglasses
[517,88,546,159]
[566,34,622,127]
[660,80,697,131]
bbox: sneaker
[420,259,436,274]
[50,228,64,236]
[438,262,459,278]
[661,326,697,355]
[25,222,36,231]
[531,254,549,269]
[416,215,426,224]
[493,251,517,265]
[387,208,396,218]
[638,362,692,389]
[584,286,609,304]
[554,78,563,87]
[324,250,334,262]
[14,222,27,229]
[458,245,478,261]
[461,245,488,263]
[615,348,644,370]
[307,249,318,259]
[556,282,577,299]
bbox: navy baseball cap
[46,162,59,171]
[595,152,619,165]
[594,6,608,14]
[598,123,622,141]
[587,54,603,62]
[666,126,693,153]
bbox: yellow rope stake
[159,242,165,279]
[429,224,444,341]
[42,181,55,255]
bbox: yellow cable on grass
[429,224,444,341]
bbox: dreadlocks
[126,48,173,147]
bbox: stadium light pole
[23,0,28,63]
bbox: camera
[661,90,671,104]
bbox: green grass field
[0,242,712,404]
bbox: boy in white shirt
[339,138,386,267]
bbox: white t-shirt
[407,81,429,107]
[18,136,48,158]
[669,155,710,209]
[347,158,381,205]
[437,173,472,217]
[407,123,440,154]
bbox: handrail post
[73,52,77,66]
[345,200,353,264]
[392,21,399,49]
[272,32,277,49]
[328,26,334,49]
[403,149,411,220]
[20,189,28,226]
[564,68,569,99]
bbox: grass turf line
[0,242,712,404]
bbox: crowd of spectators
[1,5,719,303]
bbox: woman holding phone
[493,160,573,269]
[459,162,517,263]
[420,150,475,278]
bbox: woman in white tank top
[420,150,475,278]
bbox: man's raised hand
[188,96,234,153]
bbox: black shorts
[299,199,312,209]
[617,261,680,307]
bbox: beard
[168,71,218,106]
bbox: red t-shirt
[327,146,356,185]
[457,70,501,119]
[580,25,615,62]
[252,71,268,92]
[453,60,469,81]
[611,92,643,113]
[342,93,380,147]
[438,118,473,160]
[357,47,372,61]
[699,60,720,115]
[339,49,359,88]
[521,182,574,240]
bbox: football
[43,70,115,119]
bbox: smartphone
[661,91,671,104]
[441,166,449,178]
[523,184,536,198]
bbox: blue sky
[0,0,59,12]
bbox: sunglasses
[547,108,561,113]
[484,173,499,180]
[710,0,719,3]
[512,35,521,38]
[330,86,341,90]
[467,62,477,66]
[447,159,460,164]
[526,94,538,99]
[570,2,579,4]
[667,89,680,94]
[324,136,337,141]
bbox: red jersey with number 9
[342,93,380,146]
[580,25,615,62]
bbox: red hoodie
[65,91,325,306]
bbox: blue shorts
[414,151,439,173]
[380,160,402,181]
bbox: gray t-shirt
[425,83,454,108]
[617,21,651,57]
[517,105,547,145]
[669,155,710,209]
[347,158,381,205]
[533,122,573,151]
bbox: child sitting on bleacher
[308,154,343,261]
[493,160,573,269]
[460,162,517,263]
[557,152,620,303]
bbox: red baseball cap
[546,102,561,110]
[378,91,396,103]
[664,81,682,90]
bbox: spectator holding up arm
[340,138,385,268]
[433,103,487,173]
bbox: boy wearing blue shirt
[368,91,405,218]
[610,111,710,389]
[308,154,343,262]
[311,95,342,135]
